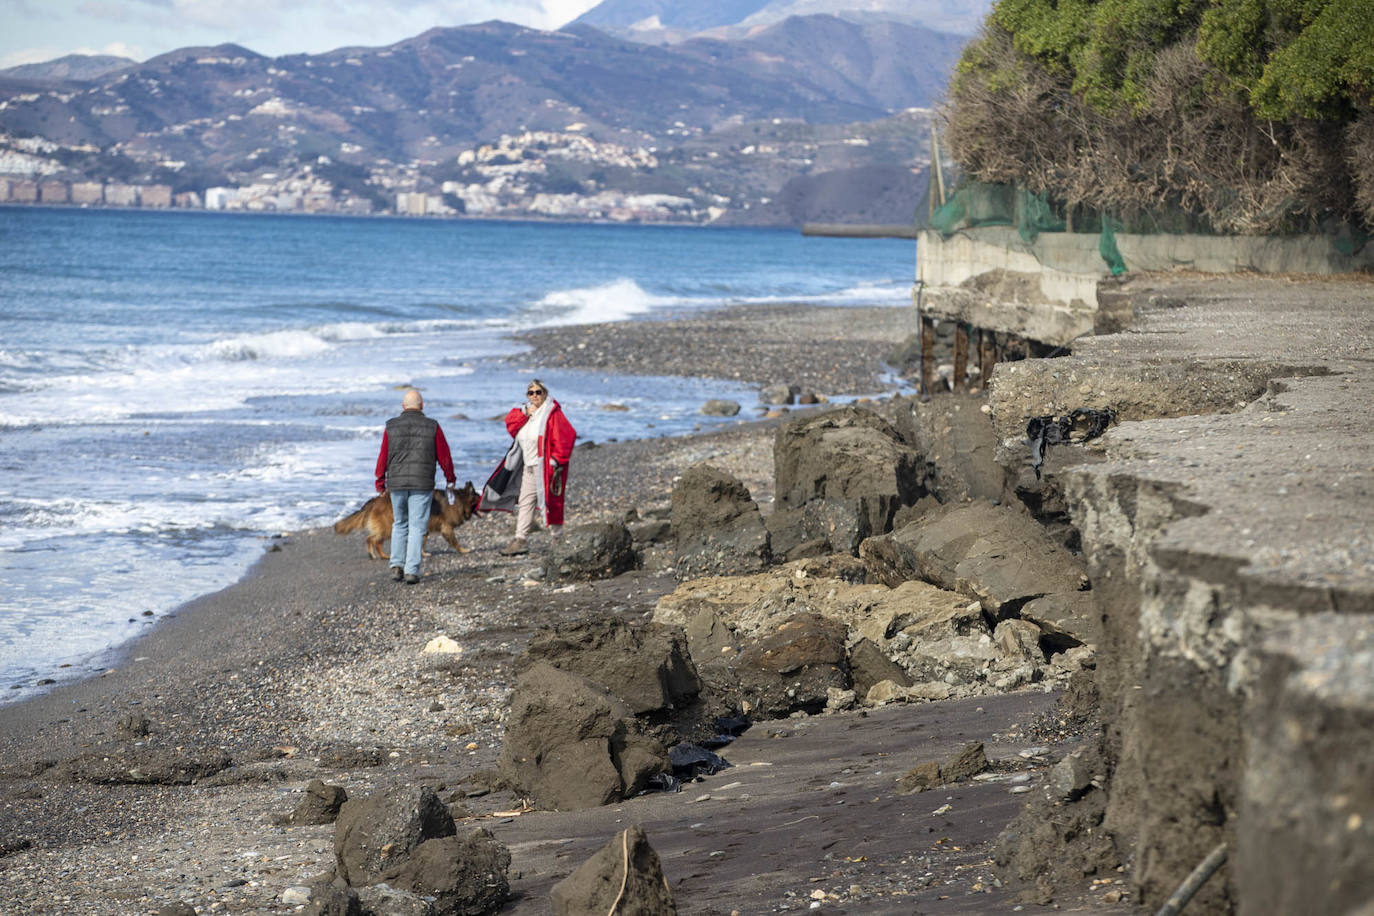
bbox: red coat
[479,400,576,525]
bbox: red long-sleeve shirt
[375,426,456,493]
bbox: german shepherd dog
[334,482,479,560]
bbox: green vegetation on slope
[945,0,1374,232]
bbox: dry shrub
[942,30,1367,233]
[1347,110,1374,228]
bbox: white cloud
[1,41,145,68]
[2,0,603,66]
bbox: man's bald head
[402,388,423,410]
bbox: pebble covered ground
[0,303,1124,915]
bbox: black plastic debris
[646,772,682,794]
[669,743,732,779]
[1027,407,1117,479]
[699,714,752,749]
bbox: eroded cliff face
[988,276,1374,914]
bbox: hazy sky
[0,0,605,69]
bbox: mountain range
[0,8,979,225]
[573,0,992,42]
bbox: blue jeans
[389,489,432,576]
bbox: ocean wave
[532,278,679,326]
[204,329,335,362]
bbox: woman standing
[478,379,576,556]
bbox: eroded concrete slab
[986,274,1374,912]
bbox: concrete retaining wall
[918,228,1374,345]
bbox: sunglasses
[527,389,545,397]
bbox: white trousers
[515,463,539,539]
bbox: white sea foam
[532,278,679,326]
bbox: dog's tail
[333,502,372,535]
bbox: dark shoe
[390,567,403,581]
[404,573,419,585]
[499,538,528,556]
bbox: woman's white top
[516,398,551,465]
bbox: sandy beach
[0,302,1106,915]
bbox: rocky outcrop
[498,663,670,811]
[671,464,771,578]
[550,826,677,915]
[772,406,925,554]
[523,616,702,716]
[654,560,1077,703]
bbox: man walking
[375,388,456,584]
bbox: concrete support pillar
[920,315,936,397]
[978,328,997,390]
[953,322,970,393]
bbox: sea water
[0,207,914,699]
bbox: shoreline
[0,297,1088,914]
[1,296,914,704]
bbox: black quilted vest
[384,410,439,491]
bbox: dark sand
[0,304,1118,914]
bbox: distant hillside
[0,19,962,164]
[0,54,136,83]
[0,17,967,227]
[571,0,992,39]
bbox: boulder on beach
[736,612,850,717]
[379,826,511,916]
[550,825,677,916]
[773,406,925,554]
[883,393,1012,505]
[759,384,795,405]
[859,499,1097,649]
[670,464,771,579]
[544,521,637,581]
[523,616,702,716]
[333,786,455,886]
[498,663,670,811]
[284,779,348,826]
[701,399,740,416]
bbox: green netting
[922,179,1370,274]
[927,181,1123,271]
[1098,215,1126,276]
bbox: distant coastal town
[0,127,758,223]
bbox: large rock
[847,637,912,700]
[736,613,850,717]
[883,393,1013,505]
[380,826,511,916]
[284,779,348,826]
[550,825,677,915]
[544,522,636,581]
[859,500,1098,649]
[333,786,456,887]
[773,406,925,553]
[524,616,702,716]
[670,464,771,578]
[498,663,670,811]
